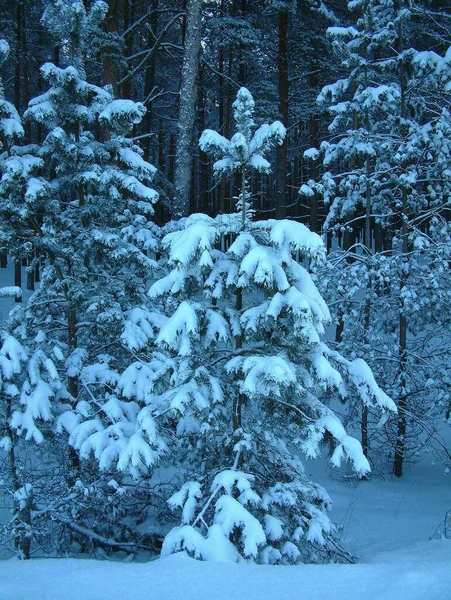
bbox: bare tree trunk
[198,69,209,214]
[121,0,132,99]
[308,112,320,232]
[173,0,202,219]
[275,7,288,219]
[14,260,22,302]
[14,1,22,113]
[393,188,408,477]
[21,2,30,140]
[158,122,165,172]
[26,267,34,291]
[103,0,120,93]
[238,0,246,85]
[393,18,409,477]
[142,0,159,162]
[361,157,372,459]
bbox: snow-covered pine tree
[79,87,395,564]
[303,0,451,474]
[0,38,26,295]
[40,0,109,80]
[0,39,24,156]
[0,0,161,556]
[199,86,286,225]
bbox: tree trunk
[308,113,320,232]
[142,0,159,162]
[361,152,372,460]
[234,284,243,433]
[121,0,132,99]
[14,260,22,302]
[198,70,209,214]
[238,0,247,85]
[393,21,409,477]
[275,7,288,219]
[393,187,409,478]
[103,0,120,93]
[173,0,202,218]
[26,267,34,291]
[14,1,22,113]
[67,305,81,486]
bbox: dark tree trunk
[393,19,409,478]
[142,0,159,162]
[275,7,288,219]
[103,0,120,93]
[121,0,132,99]
[393,187,409,478]
[198,70,209,214]
[14,260,22,302]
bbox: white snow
[299,183,315,196]
[0,537,449,599]
[1,433,451,598]
[0,287,22,299]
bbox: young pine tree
[157,88,395,563]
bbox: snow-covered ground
[1,539,450,600]
[311,456,451,558]
[1,263,449,599]
[1,456,450,600]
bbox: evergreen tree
[0,40,24,155]
[0,331,61,559]
[159,88,394,563]
[304,0,451,474]
[0,0,161,557]
[0,38,26,295]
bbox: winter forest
[0,0,450,598]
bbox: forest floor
[1,453,450,600]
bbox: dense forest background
[1,0,450,225]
